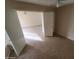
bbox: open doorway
[16,11,45,41]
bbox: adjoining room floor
[22,25,44,41]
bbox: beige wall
[6,0,26,55]
[15,1,55,11]
[55,4,74,40]
[17,11,42,28]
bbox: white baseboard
[55,32,74,41]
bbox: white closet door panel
[43,12,55,36]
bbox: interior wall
[15,1,55,11]
[55,4,74,40]
[5,31,11,57]
[5,31,11,46]
[17,11,42,28]
[6,0,26,55]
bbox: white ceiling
[16,0,74,7]
[59,0,74,7]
